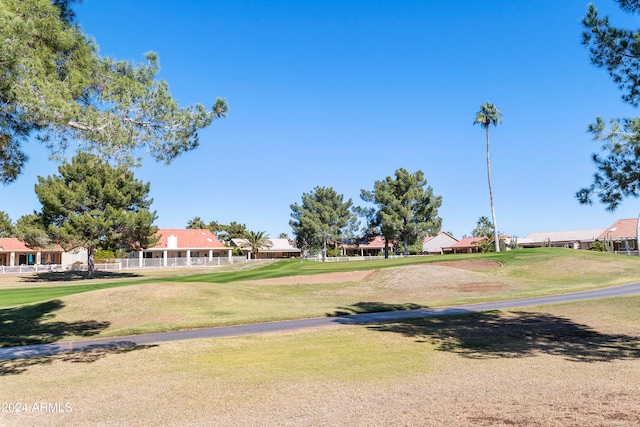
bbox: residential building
[422,232,458,255]
[230,238,301,259]
[0,238,84,266]
[517,228,605,250]
[138,229,231,266]
[443,237,488,254]
[335,236,390,257]
[597,218,639,254]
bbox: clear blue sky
[2,0,639,239]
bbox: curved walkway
[2,282,640,361]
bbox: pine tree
[361,168,442,256]
[0,0,227,184]
[17,153,158,278]
[290,186,356,261]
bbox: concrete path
[2,282,640,361]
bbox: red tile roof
[598,218,638,240]
[150,229,226,250]
[0,238,62,252]
[336,236,390,249]
[450,237,487,248]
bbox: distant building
[230,238,300,259]
[139,229,231,265]
[597,218,639,254]
[422,232,458,255]
[0,238,84,267]
[443,237,487,254]
[335,236,389,257]
[517,228,605,250]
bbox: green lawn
[1,248,640,308]
[2,248,640,345]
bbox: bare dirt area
[431,259,502,271]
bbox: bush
[94,249,116,263]
[326,247,341,257]
[589,241,605,252]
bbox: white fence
[306,254,412,262]
[0,256,255,275]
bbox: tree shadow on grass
[327,301,424,317]
[22,271,142,282]
[367,310,640,362]
[0,299,156,375]
[0,299,110,347]
[0,343,157,376]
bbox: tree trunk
[322,239,327,262]
[384,239,389,259]
[403,234,409,256]
[486,126,500,252]
[87,246,95,279]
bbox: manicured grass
[1,248,640,309]
[1,248,639,345]
[154,247,640,288]
[0,281,150,308]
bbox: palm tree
[241,230,272,260]
[186,216,207,229]
[474,102,502,252]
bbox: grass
[1,248,640,344]
[1,296,640,425]
[2,248,640,308]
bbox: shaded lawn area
[367,309,640,362]
[0,299,110,347]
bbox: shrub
[95,249,116,263]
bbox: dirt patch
[249,270,379,285]
[431,259,502,271]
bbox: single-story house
[442,237,487,254]
[230,238,301,259]
[336,236,390,257]
[597,218,639,253]
[137,229,231,266]
[517,228,605,250]
[422,231,458,255]
[0,238,85,267]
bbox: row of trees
[289,168,443,261]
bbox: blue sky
[2,0,640,239]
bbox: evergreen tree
[218,221,248,243]
[0,0,227,184]
[17,153,158,278]
[0,211,14,237]
[361,168,442,256]
[577,1,640,209]
[290,186,356,261]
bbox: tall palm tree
[241,230,272,260]
[474,102,502,252]
[186,216,207,229]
